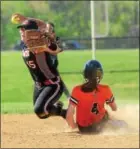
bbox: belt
[35,77,60,87]
[44,76,60,85]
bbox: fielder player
[16,19,67,119]
[12,13,70,98]
[66,60,117,133]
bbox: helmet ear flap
[96,69,103,83]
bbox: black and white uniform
[20,41,64,119]
[48,38,70,98]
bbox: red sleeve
[105,86,115,104]
[69,87,79,106]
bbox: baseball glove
[24,30,48,53]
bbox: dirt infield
[1,105,139,148]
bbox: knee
[35,113,49,119]
[34,105,49,119]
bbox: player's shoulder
[71,85,83,96]
[70,85,81,105]
[98,84,113,98]
[98,84,111,91]
[72,85,82,92]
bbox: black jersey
[21,40,59,84]
[48,36,62,68]
[48,42,58,68]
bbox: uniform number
[26,61,36,69]
[91,103,99,115]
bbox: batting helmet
[83,60,103,83]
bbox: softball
[11,15,20,24]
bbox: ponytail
[82,60,103,92]
[81,78,98,92]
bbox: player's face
[19,28,25,40]
[46,23,54,34]
[46,23,50,33]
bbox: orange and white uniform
[69,84,115,127]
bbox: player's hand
[71,123,78,129]
[56,47,63,53]
[45,47,62,55]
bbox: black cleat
[49,101,64,116]
[54,101,64,109]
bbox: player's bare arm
[105,91,117,111]
[108,101,117,111]
[66,102,77,129]
[35,52,55,79]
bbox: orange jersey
[69,84,115,127]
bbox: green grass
[1,49,139,113]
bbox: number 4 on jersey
[91,103,99,114]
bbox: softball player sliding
[66,60,118,133]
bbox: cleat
[54,101,64,108]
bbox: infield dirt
[1,104,139,148]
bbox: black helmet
[17,19,38,30]
[83,60,103,83]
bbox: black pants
[78,112,109,133]
[33,81,64,119]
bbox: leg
[56,69,70,98]
[53,101,67,119]
[34,82,63,119]
[78,112,109,133]
[33,83,44,105]
[45,80,68,119]
[33,84,50,119]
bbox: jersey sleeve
[69,87,79,106]
[35,52,55,79]
[105,86,115,104]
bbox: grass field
[1,49,139,113]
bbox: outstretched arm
[105,87,117,111]
[108,101,117,111]
[106,96,117,111]
[66,102,77,129]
